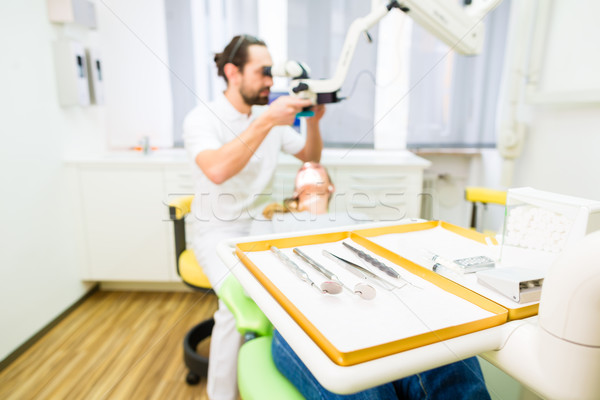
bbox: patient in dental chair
[263,161,335,218]
[267,163,492,399]
[252,161,362,235]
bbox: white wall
[510,105,600,199]
[96,0,173,149]
[0,2,97,361]
[485,0,600,205]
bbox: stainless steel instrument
[341,242,421,289]
[270,246,342,295]
[293,248,376,300]
[322,250,397,291]
[342,242,399,278]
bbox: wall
[483,0,600,206]
[96,0,173,149]
[0,2,99,361]
[510,105,600,200]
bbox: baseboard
[99,281,193,292]
[0,283,100,372]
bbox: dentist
[183,34,325,400]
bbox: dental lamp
[271,0,502,104]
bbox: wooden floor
[0,290,218,400]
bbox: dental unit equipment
[269,0,501,105]
[476,267,544,304]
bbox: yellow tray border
[235,224,509,367]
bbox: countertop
[65,148,431,168]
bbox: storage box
[500,187,600,269]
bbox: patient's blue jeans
[272,330,491,400]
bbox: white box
[500,187,600,269]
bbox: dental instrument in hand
[322,250,398,291]
[270,246,342,295]
[342,242,420,289]
[293,248,376,300]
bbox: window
[165,0,259,147]
[287,0,378,148]
[406,0,511,148]
[165,0,510,149]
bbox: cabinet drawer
[330,166,422,221]
[331,192,409,222]
[165,168,194,194]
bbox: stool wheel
[186,371,201,385]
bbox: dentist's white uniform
[183,92,304,400]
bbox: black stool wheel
[186,371,201,385]
[183,317,215,385]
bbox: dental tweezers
[322,250,396,290]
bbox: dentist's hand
[307,104,325,123]
[264,96,313,126]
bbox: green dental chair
[219,275,304,400]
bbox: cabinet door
[78,167,171,281]
[331,166,423,221]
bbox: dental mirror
[320,281,343,295]
[293,247,376,300]
[353,282,376,300]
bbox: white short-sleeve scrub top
[183,93,305,233]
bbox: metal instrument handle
[293,248,339,282]
[342,242,399,278]
[322,250,368,279]
[270,246,310,282]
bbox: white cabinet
[73,160,192,282]
[71,149,429,283]
[331,166,423,222]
